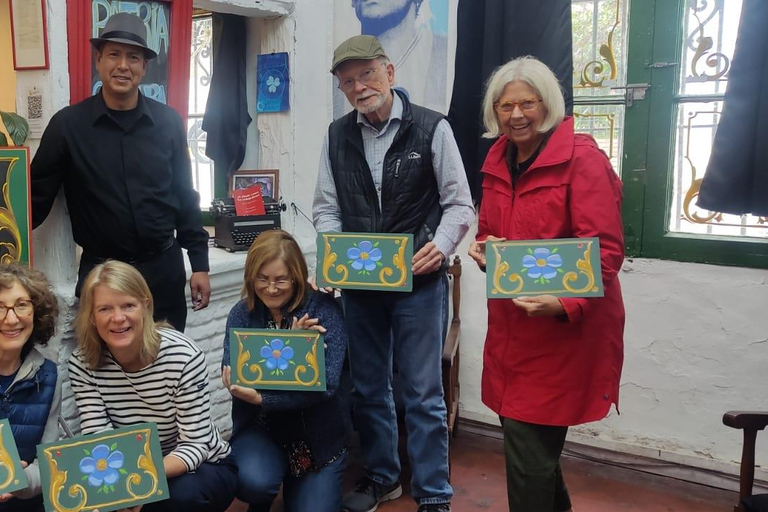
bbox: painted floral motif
[79,444,125,494]
[260,338,294,375]
[267,75,281,93]
[521,247,564,283]
[346,241,383,275]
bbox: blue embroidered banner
[257,52,290,113]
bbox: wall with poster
[91,0,171,104]
[333,0,457,116]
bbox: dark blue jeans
[343,275,453,505]
[142,456,238,512]
[230,424,347,512]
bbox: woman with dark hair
[221,229,350,512]
[68,260,236,512]
[468,56,625,512]
[0,264,60,512]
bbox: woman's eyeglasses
[0,300,34,319]
[494,98,542,114]
[255,278,294,290]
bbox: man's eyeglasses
[255,278,294,290]
[494,98,542,114]
[337,62,386,93]
[0,300,34,320]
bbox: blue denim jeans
[343,275,453,505]
[230,424,347,512]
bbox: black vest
[328,90,444,256]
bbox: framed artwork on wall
[9,0,49,70]
[65,0,193,118]
[230,169,279,200]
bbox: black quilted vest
[328,90,444,257]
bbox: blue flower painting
[347,241,383,275]
[260,338,294,375]
[257,52,290,112]
[79,444,125,493]
[521,247,564,284]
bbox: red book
[233,185,267,216]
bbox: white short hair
[481,56,566,139]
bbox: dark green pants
[501,417,572,512]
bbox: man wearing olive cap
[31,13,211,332]
[314,35,473,512]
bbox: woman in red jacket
[468,56,625,512]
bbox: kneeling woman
[0,264,61,512]
[68,261,236,512]
[221,230,350,512]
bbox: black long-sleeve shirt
[31,92,209,272]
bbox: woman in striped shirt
[68,260,237,512]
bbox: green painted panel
[486,238,604,298]
[38,423,169,512]
[230,329,326,391]
[316,232,413,292]
[0,148,31,264]
[0,419,28,494]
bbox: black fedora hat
[90,13,157,60]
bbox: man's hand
[189,271,211,311]
[222,366,263,405]
[468,235,506,268]
[512,295,566,317]
[412,241,444,275]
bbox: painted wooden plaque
[38,423,168,512]
[317,232,413,292]
[230,329,327,391]
[0,419,29,494]
[486,237,604,298]
[0,147,32,264]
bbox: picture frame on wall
[9,0,49,70]
[230,169,279,201]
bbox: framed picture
[0,147,33,265]
[9,0,49,70]
[230,169,279,200]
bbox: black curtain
[202,13,252,199]
[448,0,573,202]
[697,0,768,216]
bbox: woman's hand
[512,295,566,317]
[291,313,327,333]
[468,235,506,268]
[221,366,263,405]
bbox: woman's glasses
[255,278,294,290]
[0,300,34,319]
[494,98,542,114]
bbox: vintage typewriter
[209,197,285,252]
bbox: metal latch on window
[610,83,650,107]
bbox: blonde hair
[243,230,308,313]
[482,56,566,139]
[75,260,160,369]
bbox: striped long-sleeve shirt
[68,328,230,471]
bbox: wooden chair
[443,255,462,439]
[723,411,768,512]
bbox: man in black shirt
[31,13,210,331]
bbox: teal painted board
[486,238,604,298]
[0,418,28,494]
[38,423,169,512]
[230,329,327,391]
[317,232,413,292]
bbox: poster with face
[333,0,457,117]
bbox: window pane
[572,0,629,97]
[573,104,624,175]
[679,0,743,96]
[669,102,768,238]
[188,15,213,207]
